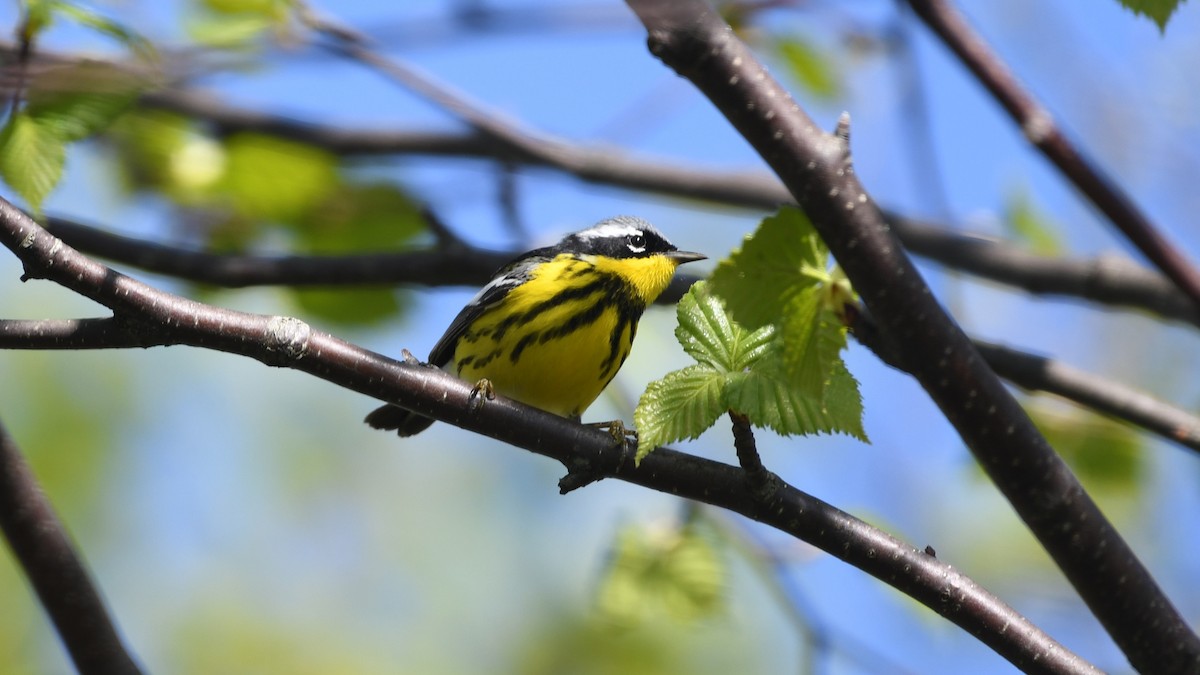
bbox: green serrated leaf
[727,354,866,441]
[289,287,406,328]
[674,282,738,371]
[0,113,66,211]
[674,282,776,373]
[779,295,848,399]
[1117,0,1185,30]
[774,36,841,100]
[709,206,829,330]
[220,133,337,222]
[596,524,724,626]
[634,365,727,462]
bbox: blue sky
[2,1,1199,673]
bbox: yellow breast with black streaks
[451,253,678,418]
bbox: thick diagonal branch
[625,2,1200,672]
[0,419,143,675]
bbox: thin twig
[0,418,144,675]
[905,0,1200,315]
[625,2,1199,672]
[36,214,698,303]
[729,411,770,489]
[0,195,1098,675]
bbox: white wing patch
[465,271,524,308]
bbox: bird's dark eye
[628,234,646,249]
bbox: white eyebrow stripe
[574,222,644,241]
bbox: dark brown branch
[0,318,164,349]
[140,87,797,209]
[135,92,1200,327]
[905,0,1200,315]
[41,214,511,288]
[625,2,1199,672]
[0,196,1098,674]
[39,210,1200,325]
[0,418,143,675]
[973,342,1200,452]
[12,39,1200,329]
[849,307,1200,455]
[11,307,1197,466]
[890,215,1200,328]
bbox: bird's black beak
[666,250,707,265]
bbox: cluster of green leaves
[108,110,426,325]
[0,1,154,212]
[634,207,867,462]
[595,522,724,626]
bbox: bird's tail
[364,404,436,437]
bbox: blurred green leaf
[220,133,337,222]
[202,0,290,16]
[22,0,57,38]
[1032,407,1144,493]
[288,287,405,327]
[26,91,138,144]
[596,524,724,626]
[187,11,276,46]
[41,1,156,58]
[0,60,141,210]
[292,182,425,253]
[1003,187,1062,256]
[109,110,227,202]
[187,0,294,46]
[1117,0,1184,30]
[0,113,65,211]
[774,36,841,100]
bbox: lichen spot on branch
[265,315,312,363]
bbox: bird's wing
[427,248,554,367]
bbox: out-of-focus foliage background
[1,1,1199,673]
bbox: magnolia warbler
[365,216,705,436]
